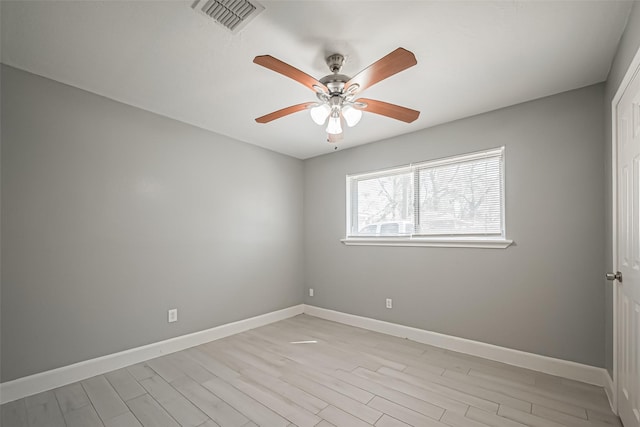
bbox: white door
[616,61,640,427]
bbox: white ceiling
[1,1,634,159]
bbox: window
[345,147,511,248]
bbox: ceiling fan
[253,47,420,143]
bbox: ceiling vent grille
[191,0,265,33]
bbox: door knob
[606,271,622,282]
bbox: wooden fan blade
[254,55,328,93]
[327,132,343,143]
[255,102,316,124]
[345,48,417,94]
[356,98,420,123]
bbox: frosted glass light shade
[326,116,342,134]
[342,106,362,127]
[310,104,330,125]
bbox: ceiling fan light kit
[310,103,331,125]
[254,47,420,144]
[342,105,363,127]
[326,114,343,135]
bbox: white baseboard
[1,303,610,405]
[603,370,616,413]
[303,305,608,388]
[0,304,304,404]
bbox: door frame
[610,43,640,414]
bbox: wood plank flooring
[1,315,621,427]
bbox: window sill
[341,237,513,249]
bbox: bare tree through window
[356,172,414,234]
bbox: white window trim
[344,147,512,248]
[340,237,513,249]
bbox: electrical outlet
[168,309,178,323]
[386,298,393,309]
[309,288,314,297]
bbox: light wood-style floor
[1,315,621,427]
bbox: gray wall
[604,1,640,378]
[0,58,619,382]
[304,84,606,367]
[0,65,304,382]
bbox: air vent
[191,0,265,33]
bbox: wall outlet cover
[168,309,178,323]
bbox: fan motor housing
[320,74,349,94]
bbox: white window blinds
[416,149,503,236]
[347,147,505,239]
